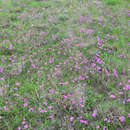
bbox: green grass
[0,0,129,129]
[103,0,123,5]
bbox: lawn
[0,0,129,129]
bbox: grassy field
[0,0,129,129]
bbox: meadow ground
[0,0,129,129]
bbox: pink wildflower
[80,120,87,124]
[47,106,52,109]
[14,93,19,96]
[4,106,8,111]
[96,125,100,129]
[17,126,21,130]
[80,104,84,108]
[72,100,76,104]
[52,34,56,40]
[64,80,68,85]
[107,120,111,123]
[92,112,97,117]
[48,115,53,119]
[24,104,28,107]
[80,98,83,103]
[9,44,13,50]
[127,99,130,102]
[113,68,118,77]
[69,33,73,38]
[92,109,97,117]
[0,67,3,72]
[43,102,47,106]
[29,107,34,112]
[49,89,54,93]
[119,116,125,122]
[119,91,123,95]
[119,82,122,85]
[104,118,107,121]
[62,95,67,99]
[40,85,43,89]
[110,94,116,99]
[24,124,28,129]
[43,109,47,113]
[22,121,25,125]
[122,100,126,104]
[103,126,106,130]
[86,29,93,35]
[70,116,74,122]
